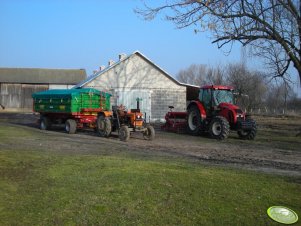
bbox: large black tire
[209,116,230,140]
[119,125,130,142]
[65,119,77,134]
[143,125,155,141]
[97,115,112,137]
[187,105,202,135]
[237,119,257,140]
[40,116,51,130]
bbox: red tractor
[187,85,257,140]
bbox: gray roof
[0,68,86,84]
[75,51,185,88]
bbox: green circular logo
[267,206,298,224]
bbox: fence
[248,107,301,116]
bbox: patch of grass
[0,150,300,226]
[0,123,41,141]
[255,129,301,150]
[224,128,301,151]
[159,116,301,152]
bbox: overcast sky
[0,0,300,93]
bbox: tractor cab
[199,85,235,115]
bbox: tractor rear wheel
[237,119,257,140]
[97,115,112,137]
[65,119,77,134]
[143,125,155,141]
[209,116,230,140]
[187,105,202,135]
[119,125,130,142]
[40,116,51,130]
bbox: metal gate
[116,90,151,122]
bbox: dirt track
[1,113,301,177]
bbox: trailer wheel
[187,105,202,135]
[237,119,257,140]
[209,116,230,140]
[143,125,155,141]
[40,116,51,130]
[65,119,77,134]
[119,125,130,142]
[97,115,112,137]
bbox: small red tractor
[163,85,257,140]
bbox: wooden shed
[0,68,86,111]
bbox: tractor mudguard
[99,111,113,117]
[219,108,236,124]
[218,103,244,124]
[187,100,206,119]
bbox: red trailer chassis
[38,108,112,130]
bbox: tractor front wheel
[143,125,155,141]
[119,125,130,142]
[65,119,77,134]
[237,119,257,140]
[209,116,230,140]
[40,116,51,130]
[97,115,112,137]
[187,105,202,135]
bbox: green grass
[0,117,301,225]
[1,150,300,226]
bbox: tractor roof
[201,85,234,90]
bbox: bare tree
[136,0,301,84]
[176,64,225,85]
[226,63,267,110]
[177,64,207,85]
[206,64,225,84]
[287,93,301,111]
[265,79,296,113]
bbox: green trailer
[32,88,112,133]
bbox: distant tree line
[176,63,301,114]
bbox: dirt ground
[1,113,301,177]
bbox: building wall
[0,83,22,109]
[84,54,186,121]
[151,89,186,120]
[0,83,74,111]
[49,84,75,89]
[87,54,182,90]
[0,83,49,110]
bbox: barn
[75,51,191,122]
[0,68,86,111]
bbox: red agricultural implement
[161,106,187,133]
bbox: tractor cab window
[213,89,234,105]
[199,88,212,110]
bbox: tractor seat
[130,109,140,113]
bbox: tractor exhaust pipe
[136,98,141,110]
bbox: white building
[75,51,188,122]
